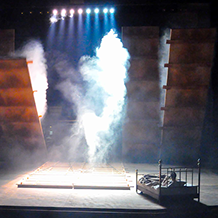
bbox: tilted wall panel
[0,58,47,164]
[161,28,216,164]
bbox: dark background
[0,0,218,167]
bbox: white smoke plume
[14,40,48,118]
[56,30,130,163]
[79,30,130,162]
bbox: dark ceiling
[0,0,215,8]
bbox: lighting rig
[50,7,115,23]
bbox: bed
[136,159,201,203]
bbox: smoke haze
[14,40,48,118]
[56,30,130,163]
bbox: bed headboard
[158,159,201,201]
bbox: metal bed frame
[136,159,201,203]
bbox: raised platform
[16,162,131,190]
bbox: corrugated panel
[126,81,160,102]
[0,58,46,163]
[126,101,160,120]
[123,38,159,58]
[164,88,208,107]
[122,26,160,162]
[162,127,202,146]
[128,58,159,80]
[161,28,216,162]
[122,143,159,162]
[163,108,206,127]
[123,120,160,144]
[168,43,214,64]
[165,64,211,86]
[170,28,216,41]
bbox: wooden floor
[0,162,218,217]
[16,162,130,190]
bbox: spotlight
[94,8,99,14]
[109,8,115,13]
[61,9,67,17]
[69,9,75,17]
[78,8,83,14]
[103,8,108,13]
[52,9,58,16]
[86,8,91,14]
[50,16,58,23]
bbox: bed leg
[159,159,162,202]
[136,169,138,193]
[197,158,201,202]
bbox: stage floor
[0,162,218,210]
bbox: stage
[0,162,218,217]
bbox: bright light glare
[17,163,128,189]
[61,9,67,17]
[94,8,99,13]
[52,9,58,16]
[86,8,91,14]
[69,9,75,17]
[23,41,48,118]
[50,16,58,23]
[103,8,108,13]
[109,8,115,13]
[80,30,130,163]
[78,8,83,14]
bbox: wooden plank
[0,58,46,161]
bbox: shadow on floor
[138,192,217,218]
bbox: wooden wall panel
[126,101,159,120]
[0,58,47,164]
[122,27,160,162]
[166,65,211,86]
[163,108,205,127]
[168,43,214,64]
[123,120,160,144]
[161,28,216,163]
[170,29,216,41]
[128,58,159,80]
[164,88,208,107]
[126,81,159,102]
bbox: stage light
[103,8,108,13]
[52,9,58,16]
[61,9,67,17]
[110,8,115,13]
[78,8,83,14]
[86,8,91,14]
[50,16,58,23]
[94,8,99,14]
[69,9,75,17]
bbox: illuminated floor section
[0,163,218,209]
[17,162,131,190]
